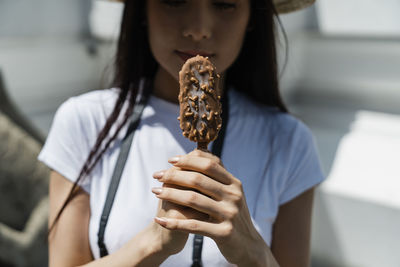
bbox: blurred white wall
[280,5,400,267]
[0,0,115,133]
[0,0,90,37]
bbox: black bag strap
[98,84,230,267]
[191,90,229,267]
[97,81,150,257]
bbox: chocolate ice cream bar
[178,55,222,150]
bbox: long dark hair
[49,0,288,233]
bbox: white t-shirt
[39,88,325,266]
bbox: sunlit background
[0,0,399,266]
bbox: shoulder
[50,88,121,145]
[59,88,119,113]
[39,89,119,192]
[55,88,119,125]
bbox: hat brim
[110,0,316,14]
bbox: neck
[153,66,226,104]
[153,67,180,104]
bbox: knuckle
[162,169,173,182]
[161,188,170,198]
[212,155,222,165]
[169,220,179,230]
[188,221,199,231]
[233,178,243,189]
[190,150,202,157]
[204,160,218,172]
[225,186,243,203]
[188,173,201,187]
[186,192,198,205]
[219,222,233,238]
[214,183,224,196]
[223,205,239,220]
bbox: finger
[152,187,223,220]
[154,217,233,240]
[153,168,224,200]
[168,155,233,185]
[160,200,209,221]
[188,149,224,166]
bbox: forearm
[236,243,279,267]
[234,230,280,267]
[80,224,169,267]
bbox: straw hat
[109,0,316,14]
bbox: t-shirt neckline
[148,94,180,115]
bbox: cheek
[147,7,179,60]
[147,13,183,80]
[149,28,171,58]
[215,20,248,72]
[148,19,170,53]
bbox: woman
[39,0,324,266]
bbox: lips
[175,50,214,62]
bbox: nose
[182,8,212,41]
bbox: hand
[150,181,209,256]
[152,150,275,266]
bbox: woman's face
[147,0,251,81]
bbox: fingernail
[168,156,180,164]
[153,171,164,179]
[151,187,163,195]
[154,217,167,227]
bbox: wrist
[235,247,264,267]
[125,223,170,267]
[234,232,279,267]
[236,247,277,267]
